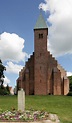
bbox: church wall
[25,73,29,95]
[25,53,34,95]
[53,69,61,95]
[47,51,58,94]
[63,78,69,95]
[34,29,48,95]
[57,64,67,79]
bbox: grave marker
[18,88,25,112]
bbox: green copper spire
[34,12,48,29]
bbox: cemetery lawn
[0,95,72,123]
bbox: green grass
[0,95,72,123]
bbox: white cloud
[6,62,23,74]
[0,32,28,62]
[0,32,30,87]
[39,0,72,57]
[67,72,72,77]
[4,76,10,87]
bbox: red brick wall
[63,77,69,95]
[47,52,57,95]
[34,28,48,95]
[53,68,61,95]
[25,73,29,95]
[18,53,34,95]
[25,53,34,95]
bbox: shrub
[0,85,10,95]
[68,76,72,92]
[67,92,72,96]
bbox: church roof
[34,12,48,29]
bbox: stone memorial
[18,88,25,112]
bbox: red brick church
[17,12,69,95]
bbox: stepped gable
[47,51,67,78]
[18,52,34,79]
[17,67,25,85]
[57,64,67,79]
[19,67,25,77]
[25,52,34,67]
[47,51,57,68]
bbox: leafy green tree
[68,76,72,92]
[0,84,10,95]
[67,76,72,96]
[0,59,6,85]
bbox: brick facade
[17,13,69,95]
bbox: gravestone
[18,88,25,112]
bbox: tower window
[40,80,41,83]
[40,53,42,56]
[40,66,41,70]
[39,33,43,39]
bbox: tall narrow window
[40,66,41,70]
[40,80,41,83]
[40,53,42,56]
[39,33,43,39]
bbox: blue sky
[0,0,72,88]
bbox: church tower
[34,12,48,95]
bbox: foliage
[0,95,72,123]
[0,59,9,95]
[0,59,6,85]
[0,84,10,95]
[68,76,72,92]
[67,91,72,96]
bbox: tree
[0,59,6,85]
[0,85,9,95]
[67,76,72,96]
[68,76,72,92]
